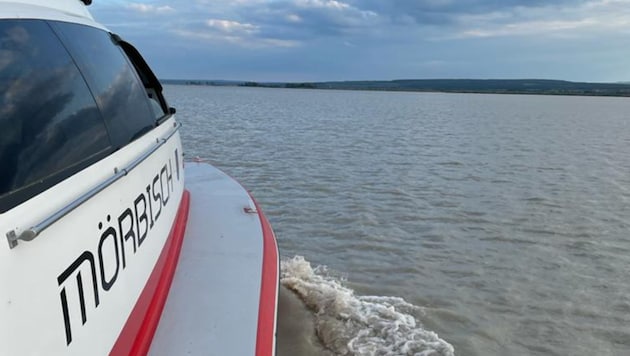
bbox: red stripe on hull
[253,198,279,356]
[110,190,190,356]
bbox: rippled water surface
[166,85,630,355]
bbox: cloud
[172,18,300,48]
[237,0,385,41]
[286,14,302,23]
[453,0,630,38]
[206,19,259,35]
[90,0,630,81]
[354,0,592,24]
[458,19,598,38]
[296,0,350,10]
[102,0,630,42]
[173,28,300,48]
[127,3,175,14]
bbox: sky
[90,0,630,82]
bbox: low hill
[163,79,630,97]
[290,79,630,96]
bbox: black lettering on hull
[152,175,162,222]
[135,193,148,247]
[57,148,180,346]
[118,208,136,268]
[97,215,119,291]
[57,251,99,345]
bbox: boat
[0,1,279,354]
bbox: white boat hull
[0,119,186,355]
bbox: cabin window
[51,22,156,148]
[0,20,111,212]
[117,40,170,123]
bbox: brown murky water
[277,285,330,356]
[171,85,630,355]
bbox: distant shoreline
[161,79,630,97]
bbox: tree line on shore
[160,79,630,97]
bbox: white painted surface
[149,162,265,356]
[0,118,185,355]
[0,0,104,29]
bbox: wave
[280,256,455,356]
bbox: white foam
[281,256,455,356]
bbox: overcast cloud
[90,0,630,82]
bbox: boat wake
[280,256,455,356]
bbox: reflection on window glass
[53,22,155,147]
[120,41,168,120]
[0,20,109,202]
[148,95,165,119]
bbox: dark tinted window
[118,40,169,121]
[0,20,110,210]
[53,22,155,147]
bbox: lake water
[165,85,630,356]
